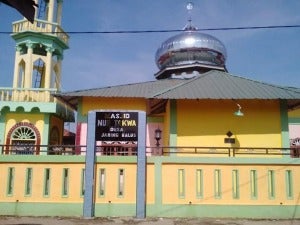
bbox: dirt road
[0,217,299,225]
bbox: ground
[0,217,299,225]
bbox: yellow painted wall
[146,164,155,204]
[94,163,155,204]
[5,113,45,143]
[162,163,300,205]
[81,97,146,116]
[1,160,299,207]
[0,162,154,204]
[289,108,300,118]
[95,164,136,204]
[0,163,85,203]
[176,100,282,148]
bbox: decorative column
[45,46,54,89]
[45,46,54,101]
[12,46,22,88]
[24,42,34,89]
[34,0,38,18]
[47,0,55,23]
[56,0,63,25]
[55,55,63,90]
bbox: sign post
[136,111,146,219]
[83,111,96,218]
[83,110,146,218]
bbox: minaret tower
[11,0,68,92]
[0,0,74,155]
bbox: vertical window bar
[25,168,33,196]
[62,168,69,196]
[232,170,239,199]
[99,168,106,197]
[268,170,275,199]
[250,170,258,199]
[44,168,51,196]
[196,169,203,198]
[118,169,124,197]
[285,170,293,199]
[7,167,14,196]
[80,168,85,197]
[214,169,221,198]
[178,169,185,198]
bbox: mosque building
[1,0,300,219]
[57,7,300,156]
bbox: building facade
[1,1,300,219]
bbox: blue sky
[1,0,300,91]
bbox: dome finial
[186,2,193,23]
[185,2,196,31]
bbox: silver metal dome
[155,29,227,70]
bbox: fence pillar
[136,111,146,219]
[83,111,96,218]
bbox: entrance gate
[83,110,146,218]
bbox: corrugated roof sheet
[152,70,300,99]
[55,70,300,109]
[59,70,300,99]
[60,79,185,98]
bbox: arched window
[17,60,25,88]
[12,125,36,139]
[32,58,46,88]
[5,122,40,155]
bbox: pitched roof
[153,70,300,99]
[55,70,300,109]
[60,78,185,98]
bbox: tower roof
[154,3,227,79]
